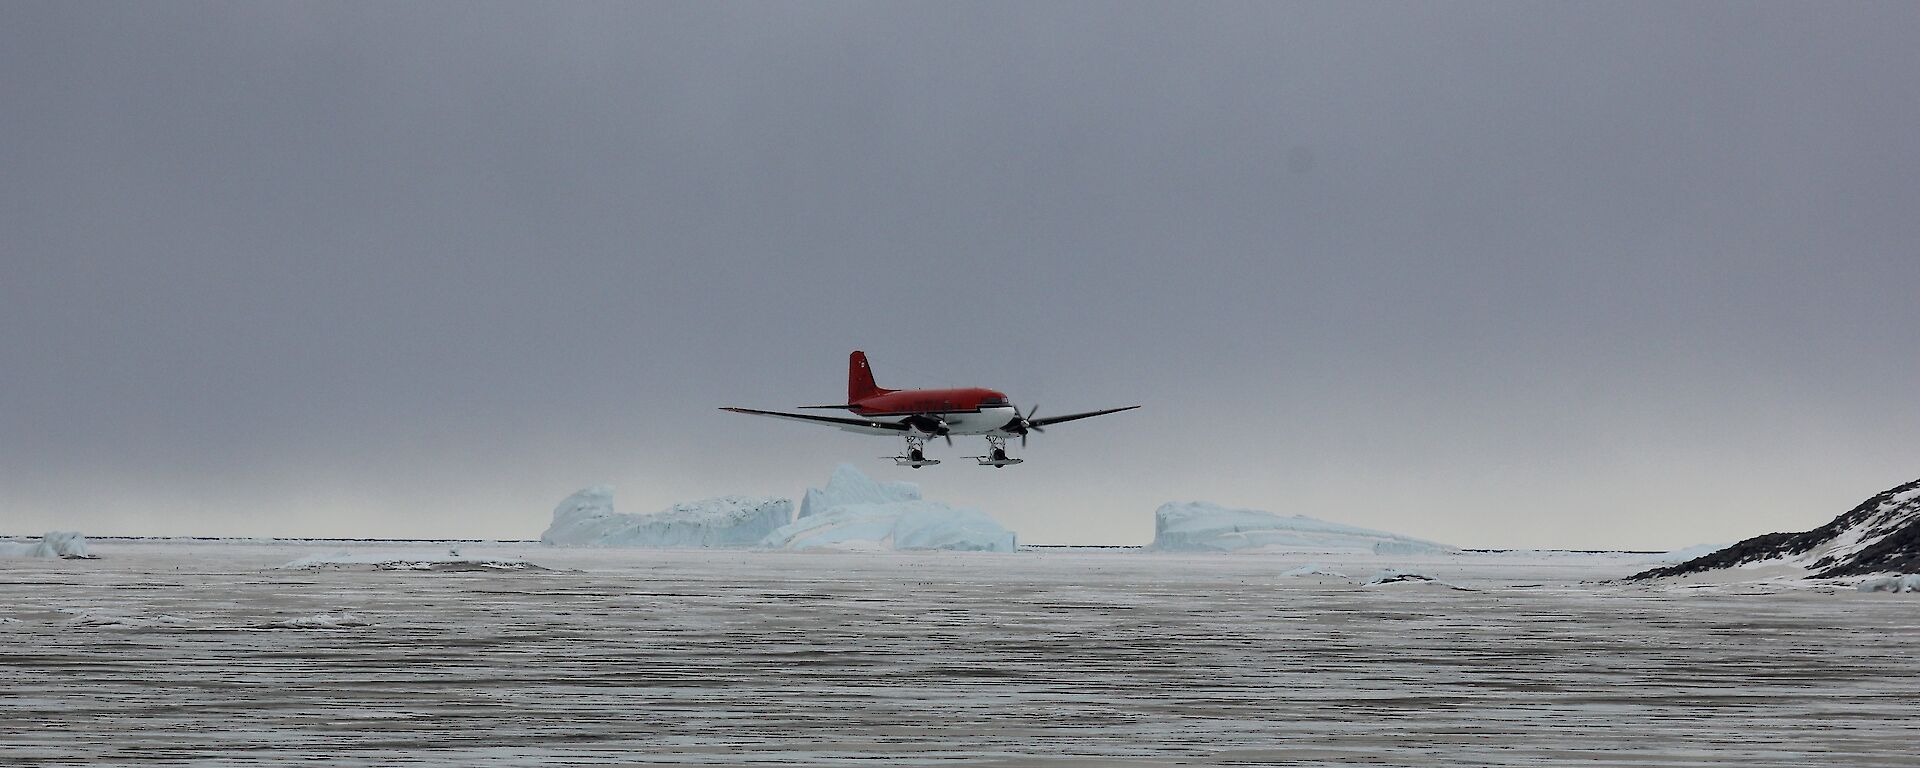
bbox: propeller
[906,414,954,445]
[1003,403,1045,447]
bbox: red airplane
[723,351,1139,468]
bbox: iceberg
[1855,574,1920,593]
[797,465,920,517]
[761,464,1017,552]
[542,486,793,548]
[1150,502,1455,555]
[0,531,93,559]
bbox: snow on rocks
[541,486,793,548]
[1633,477,1920,580]
[1149,502,1456,555]
[0,531,94,559]
[760,464,1017,552]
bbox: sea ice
[760,464,1016,552]
[542,487,793,548]
[279,551,544,571]
[62,611,192,628]
[1150,502,1455,555]
[257,613,373,630]
[0,531,92,559]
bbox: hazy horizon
[5,2,1918,549]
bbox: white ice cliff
[0,531,92,559]
[542,487,793,548]
[1855,574,1920,593]
[796,465,921,518]
[1149,502,1456,555]
[760,464,1017,552]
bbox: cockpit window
[981,396,1008,406]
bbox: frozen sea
[2,541,1914,766]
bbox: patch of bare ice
[278,550,547,572]
[257,613,373,630]
[1364,569,1471,591]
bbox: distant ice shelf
[1149,501,1456,555]
[539,464,1017,552]
[541,488,792,549]
[0,531,94,559]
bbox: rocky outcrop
[1631,478,1920,580]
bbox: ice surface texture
[0,531,92,559]
[8,542,1918,766]
[1150,502,1455,555]
[1634,477,1920,580]
[541,487,793,548]
[761,464,1017,552]
[279,551,545,571]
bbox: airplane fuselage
[848,387,1017,436]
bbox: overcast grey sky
[4,2,1917,548]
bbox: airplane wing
[1029,405,1142,428]
[720,407,908,434]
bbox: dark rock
[1630,478,1920,580]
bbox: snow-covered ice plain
[2,540,1915,766]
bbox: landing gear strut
[969,435,1025,468]
[890,434,942,469]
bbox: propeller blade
[1020,433,1027,447]
[944,434,953,446]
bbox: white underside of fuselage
[840,406,1020,436]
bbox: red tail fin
[848,350,890,402]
